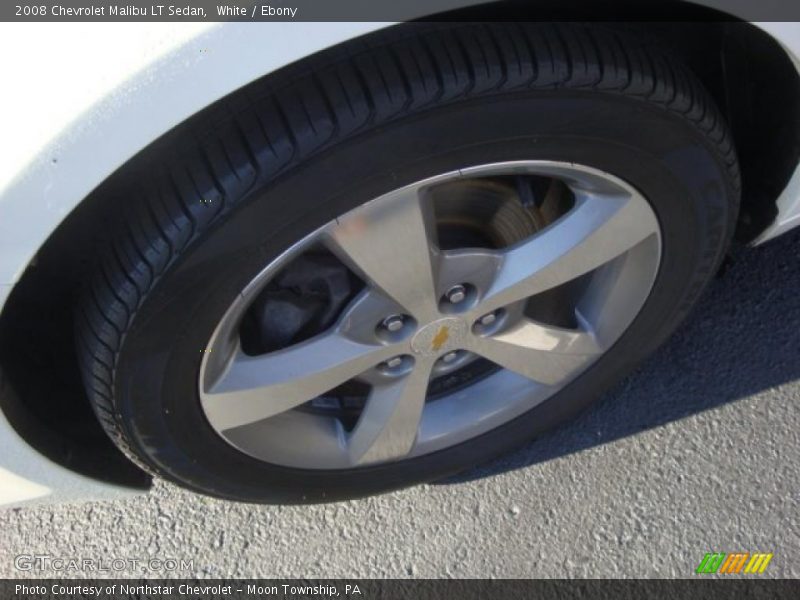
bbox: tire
[76,22,739,503]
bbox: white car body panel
[0,285,9,317]
[0,16,798,506]
[0,409,138,507]
[0,22,387,288]
[752,23,800,244]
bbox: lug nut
[479,312,497,327]
[382,315,405,333]
[446,284,467,304]
[442,351,459,364]
[384,356,404,369]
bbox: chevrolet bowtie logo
[411,318,464,356]
[431,325,450,352]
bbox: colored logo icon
[696,552,773,574]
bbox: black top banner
[3,579,800,600]
[4,0,800,22]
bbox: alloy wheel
[198,161,662,469]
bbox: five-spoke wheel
[199,162,661,469]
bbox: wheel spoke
[469,318,602,386]
[348,357,435,465]
[325,185,441,323]
[201,332,399,431]
[478,193,659,315]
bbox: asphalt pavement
[1,229,798,579]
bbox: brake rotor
[432,176,570,249]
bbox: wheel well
[0,15,797,486]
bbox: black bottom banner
[2,579,799,600]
